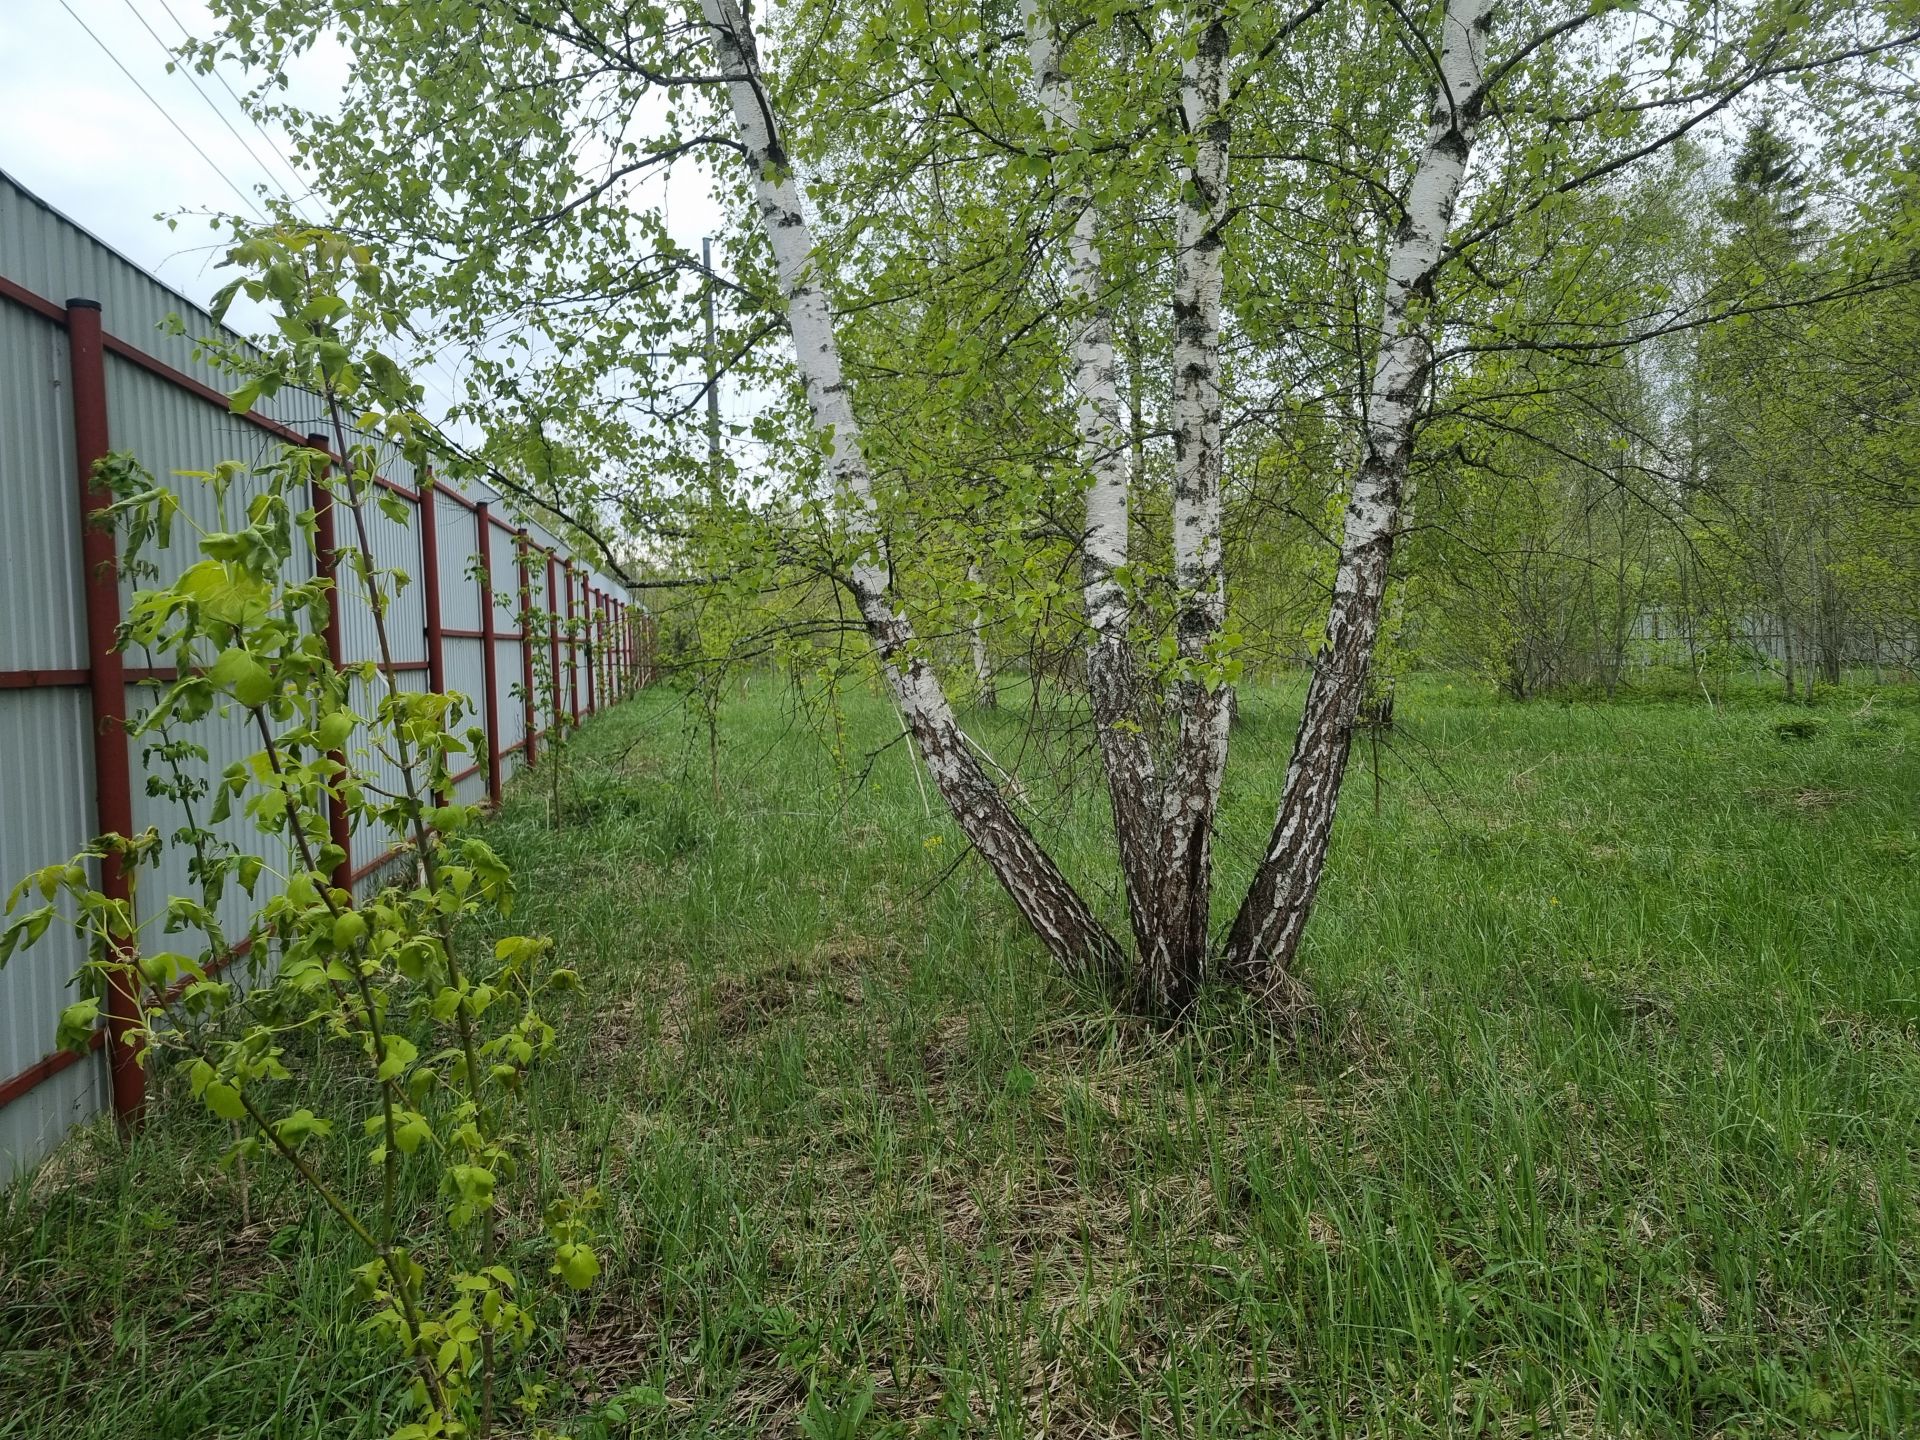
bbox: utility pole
[702,234,722,497]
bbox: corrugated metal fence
[0,173,656,1184]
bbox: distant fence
[0,174,652,1182]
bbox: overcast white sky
[0,2,345,328]
[0,0,734,437]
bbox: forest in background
[653,117,1919,712]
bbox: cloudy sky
[0,2,344,322]
[0,0,731,434]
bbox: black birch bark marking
[703,0,1122,976]
[1225,0,1495,1008]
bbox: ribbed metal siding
[493,638,527,773]
[437,496,482,633]
[443,639,489,744]
[360,487,429,668]
[1,175,228,393]
[487,520,521,635]
[347,668,430,881]
[335,473,430,869]
[0,1055,101,1185]
[0,303,86,671]
[102,355,315,609]
[0,689,104,1179]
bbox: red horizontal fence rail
[0,279,650,1138]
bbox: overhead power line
[57,0,266,222]
[113,0,317,222]
[150,0,321,217]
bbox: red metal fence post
[419,469,447,696]
[546,552,561,738]
[306,432,354,893]
[517,528,537,768]
[67,298,144,1130]
[584,583,598,715]
[565,560,581,723]
[476,502,503,808]
[418,469,449,804]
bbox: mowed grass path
[2,679,1916,1437]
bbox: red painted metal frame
[0,275,65,323]
[565,561,581,722]
[1,276,646,1120]
[117,661,426,687]
[417,469,450,806]
[307,434,355,892]
[419,469,448,697]
[0,669,91,689]
[517,528,538,768]
[0,1036,102,1109]
[546,554,561,736]
[67,299,144,1130]
[476,502,504,808]
[584,583,599,715]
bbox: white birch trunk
[1225,0,1495,1000]
[702,0,1118,973]
[1020,0,1164,975]
[1148,7,1234,1010]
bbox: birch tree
[197,0,1920,1017]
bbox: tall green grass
[2,677,1915,1437]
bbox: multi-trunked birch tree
[198,0,1918,1018]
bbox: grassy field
[2,676,1917,1438]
